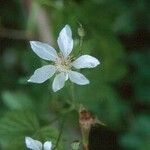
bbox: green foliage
[34,126,64,150]
[2,91,34,110]
[0,111,63,150]
[0,111,39,149]
[129,51,150,102]
[120,115,150,150]
[0,0,149,149]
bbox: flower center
[55,53,72,73]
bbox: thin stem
[53,115,66,150]
[76,36,84,57]
[79,37,83,51]
[52,106,74,149]
[69,82,79,112]
[70,82,76,102]
[52,83,77,149]
[77,22,85,56]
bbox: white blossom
[28,25,100,92]
[25,137,52,150]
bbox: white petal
[43,141,52,150]
[25,137,42,150]
[68,71,89,85]
[57,25,73,58]
[28,65,56,83]
[30,41,58,61]
[52,73,67,92]
[72,55,100,69]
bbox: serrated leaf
[0,110,39,138]
[0,110,40,150]
[34,126,64,150]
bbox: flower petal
[68,71,89,85]
[52,73,67,92]
[25,137,42,150]
[57,25,73,58]
[72,55,100,69]
[28,65,56,83]
[43,141,52,150]
[30,41,58,61]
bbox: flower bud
[78,25,85,37]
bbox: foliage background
[0,0,149,149]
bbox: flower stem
[70,83,92,150]
[70,82,76,102]
[53,115,66,150]
[76,36,83,57]
[79,37,83,51]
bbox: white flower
[25,137,52,150]
[28,25,100,92]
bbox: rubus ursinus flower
[28,25,100,92]
[25,137,52,150]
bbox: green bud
[78,25,85,37]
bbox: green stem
[70,82,75,102]
[76,36,83,57]
[53,116,66,150]
[79,37,83,51]
[69,82,79,112]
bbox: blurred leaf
[2,91,34,110]
[0,110,40,149]
[0,111,39,138]
[0,136,26,150]
[120,134,141,149]
[34,126,64,150]
[120,115,150,150]
[113,9,136,34]
[129,51,150,102]
[97,34,127,82]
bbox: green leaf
[34,126,64,150]
[2,91,34,110]
[0,111,39,150]
[120,115,150,150]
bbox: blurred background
[0,0,149,150]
